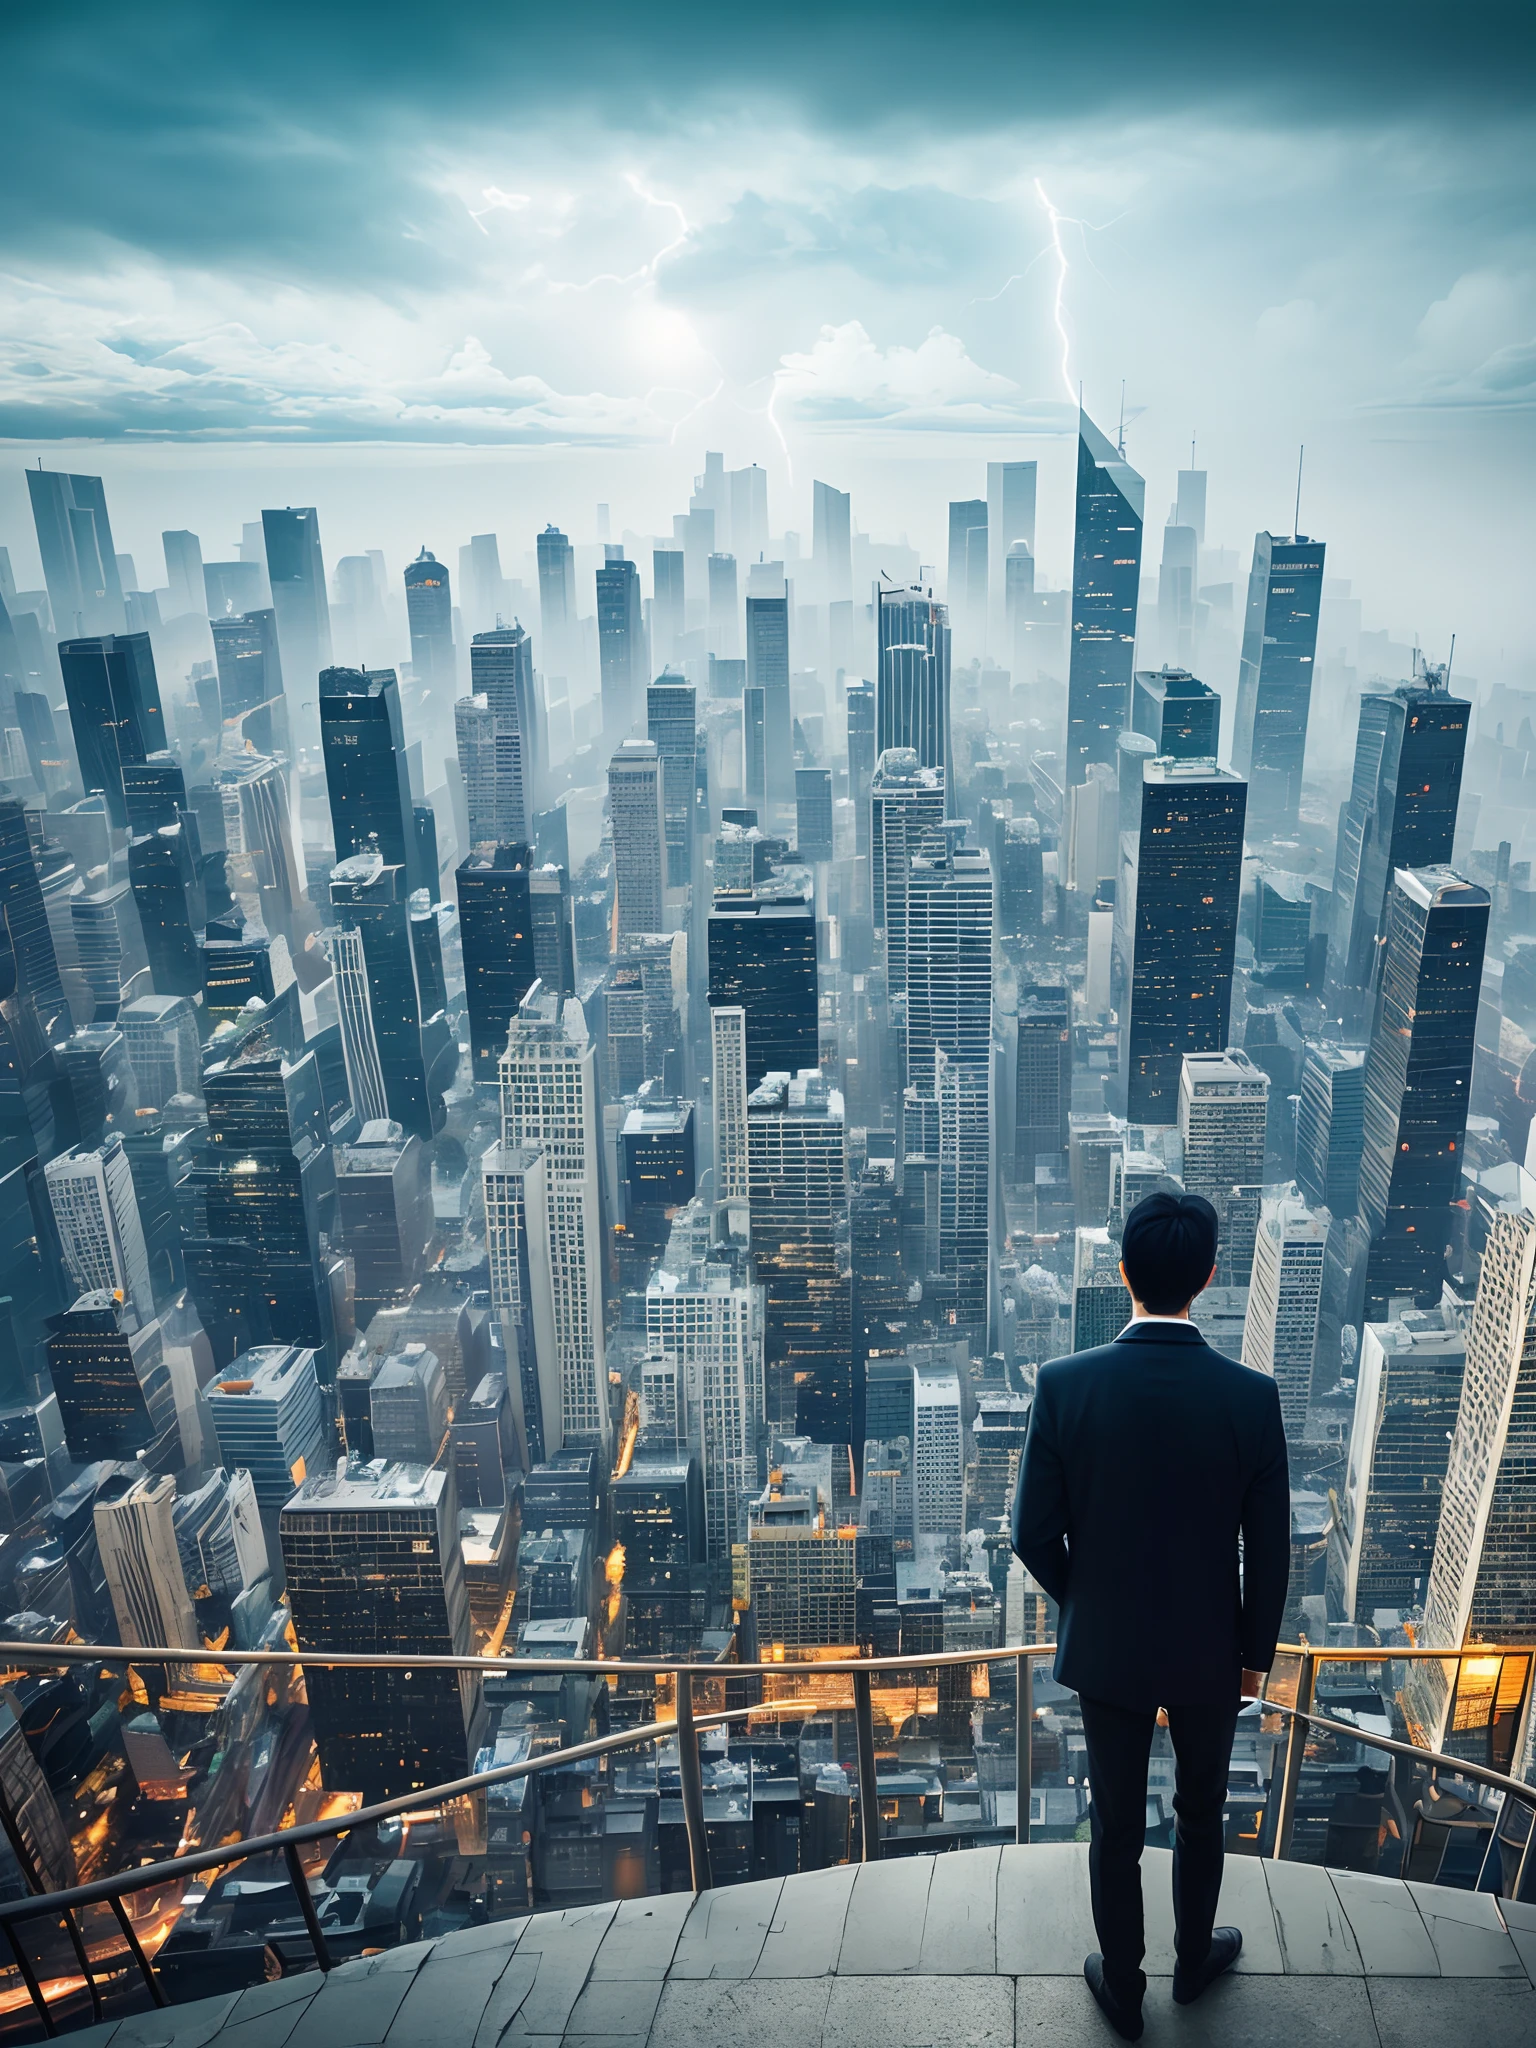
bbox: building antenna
[1189,431,1196,470]
[1117,381,1126,457]
[1446,633,1456,689]
[1293,444,1305,538]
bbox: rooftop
[59,1847,1536,2048]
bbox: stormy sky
[2,1,1533,676]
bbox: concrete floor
[62,1843,1536,2048]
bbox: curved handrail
[1255,1694,1536,1813]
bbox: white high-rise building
[1242,1187,1328,1438]
[482,1139,562,1464]
[711,1004,749,1202]
[94,1469,200,1653]
[45,1135,154,1321]
[321,923,388,1125]
[647,1199,764,1557]
[869,749,945,993]
[913,1363,964,1536]
[901,837,993,1088]
[1410,1180,1536,1746]
[608,738,666,936]
[1179,1049,1269,1191]
[936,1047,991,1330]
[497,983,610,1451]
[117,994,201,1110]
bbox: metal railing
[0,1636,1529,2037]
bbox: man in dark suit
[1011,1191,1290,2041]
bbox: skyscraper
[45,1291,178,1467]
[1232,530,1327,837]
[745,585,792,811]
[811,479,851,603]
[210,609,284,729]
[482,1137,559,1464]
[1329,1301,1465,1625]
[205,1344,327,1508]
[947,498,987,644]
[900,836,993,1092]
[128,821,204,999]
[336,1121,434,1319]
[935,1045,991,1328]
[1117,761,1247,1122]
[876,585,950,771]
[1178,1049,1270,1201]
[58,634,165,829]
[651,549,685,669]
[795,767,834,864]
[647,1199,764,1559]
[869,748,946,992]
[1295,1044,1367,1217]
[161,529,205,620]
[711,1005,749,1201]
[1015,982,1071,1180]
[1132,666,1221,762]
[987,460,1037,640]
[1067,413,1144,786]
[498,984,609,1450]
[1330,669,1469,1000]
[1072,1226,1125,1351]
[0,798,68,1037]
[609,738,667,936]
[748,1070,852,1447]
[1242,1188,1328,1439]
[329,851,453,1139]
[1411,1183,1536,1742]
[708,893,819,1090]
[597,553,644,740]
[94,1468,199,1651]
[1358,868,1488,1313]
[647,678,697,885]
[404,547,455,691]
[530,863,576,998]
[117,994,201,1110]
[44,1135,153,1323]
[27,468,124,637]
[282,1460,483,1800]
[319,666,428,895]
[458,625,539,846]
[456,843,539,1082]
[707,552,739,656]
[536,525,577,675]
[846,681,876,854]
[260,508,332,726]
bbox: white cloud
[774,320,1072,431]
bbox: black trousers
[1078,1693,1240,2001]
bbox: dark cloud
[2,3,1532,283]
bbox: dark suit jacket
[1011,1319,1291,1711]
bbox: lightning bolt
[665,377,725,446]
[1034,178,1076,405]
[467,186,531,233]
[546,172,692,293]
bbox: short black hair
[1119,1191,1219,1314]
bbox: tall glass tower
[1232,530,1327,837]
[876,584,950,772]
[1066,412,1144,786]
[404,547,455,691]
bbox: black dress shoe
[1172,1925,1243,2005]
[1084,1953,1145,2040]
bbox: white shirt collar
[1117,1315,1198,1336]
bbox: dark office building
[129,822,204,999]
[1066,414,1144,786]
[1132,666,1220,761]
[282,1461,482,1800]
[596,554,643,740]
[210,609,284,725]
[613,1456,704,1577]
[404,548,455,691]
[44,1292,178,1468]
[524,1447,603,1531]
[189,1028,341,1379]
[795,767,834,863]
[319,666,428,895]
[708,894,819,1090]
[998,817,1044,939]
[453,1371,515,1510]
[619,1100,696,1257]
[876,585,950,771]
[1118,760,1247,1122]
[743,685,766,808]
[1331,670,1470,999]
[1015,982,1071,1176]
[331,852,453,1139]
[1296,1044,1367,1220]
[849,1166,908,1378]
[746,592,792,808]
[456,844,539,1082]
[1232,532,1327,837]
[260,508,332,715]
[530,865,576,999]
[336,1121,434,1320]
[0,799,68,1036]
[1359,868,1489,1312]
[58,634,165,829]
[647,678,697,885]
[201,914,278,1023]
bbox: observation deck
[55,1845,1536,2048]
